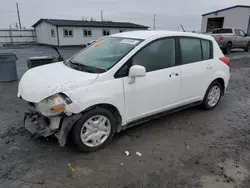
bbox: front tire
[72,108,116,152]
[244,42,250,52]
[202,81,223,110]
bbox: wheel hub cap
[80,115,111,147]
[207,85,221,107]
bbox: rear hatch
[210,28,233,42]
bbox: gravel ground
[0,46,250,188]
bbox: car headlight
[35,93,72,116]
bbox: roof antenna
[180,24,185,32]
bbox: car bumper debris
[24,112,81,147]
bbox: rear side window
[179,37,213,64]
[235,29,240,36]
[180,38,202,64]
[212,29,232,34]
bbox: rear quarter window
[201,39,213,60]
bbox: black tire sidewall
[203,81,222,110]
[224,43,232,54]
[244,42,250,52]
[72,108,116,152]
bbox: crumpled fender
[55,114,82,147]
[24,112,82,147]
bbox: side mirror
[128,65,146,84]
[129,65,146,78]
[245,33,248,37]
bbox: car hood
[18,62,99,103]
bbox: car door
[234,29,245,48]
[179,37,214,103]
[121,37,181,122]
[239,30,248,47]
[234,29,242,47]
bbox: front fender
[63,79,126,125]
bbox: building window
[63,29,73,37]
[51,29,55,37]
[83,29,92,37]
[102,29,110,36]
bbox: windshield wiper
[66,60,94,73]
[67,60,107,73]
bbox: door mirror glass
[129,65,146,78]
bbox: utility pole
[180,24,185,32]
[101,10,103,21]
[9,25,13,45]
[153,14,156,30]
[16,3,22,29]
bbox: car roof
[112,30,213,41]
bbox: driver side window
[132,38,176,72]
[239,30,246,37]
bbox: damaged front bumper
[24,112,81,147]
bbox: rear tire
[72,108,116,152]
[223,42,232,54]
[244,42,250,52]
[202,81,223,110]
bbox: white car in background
[18,31,230,152]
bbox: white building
[32,19,148,46]
[201,5,250,34]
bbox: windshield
[71,37,142,71]
[212,29,232,34]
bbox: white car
[18,31,230,152]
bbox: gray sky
[1,0,249,31]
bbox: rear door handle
[169,72,179,77]
[206,65,213,69]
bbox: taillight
[219,36,224,41]
[219,57,230,66]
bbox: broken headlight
[35,93,72,117]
